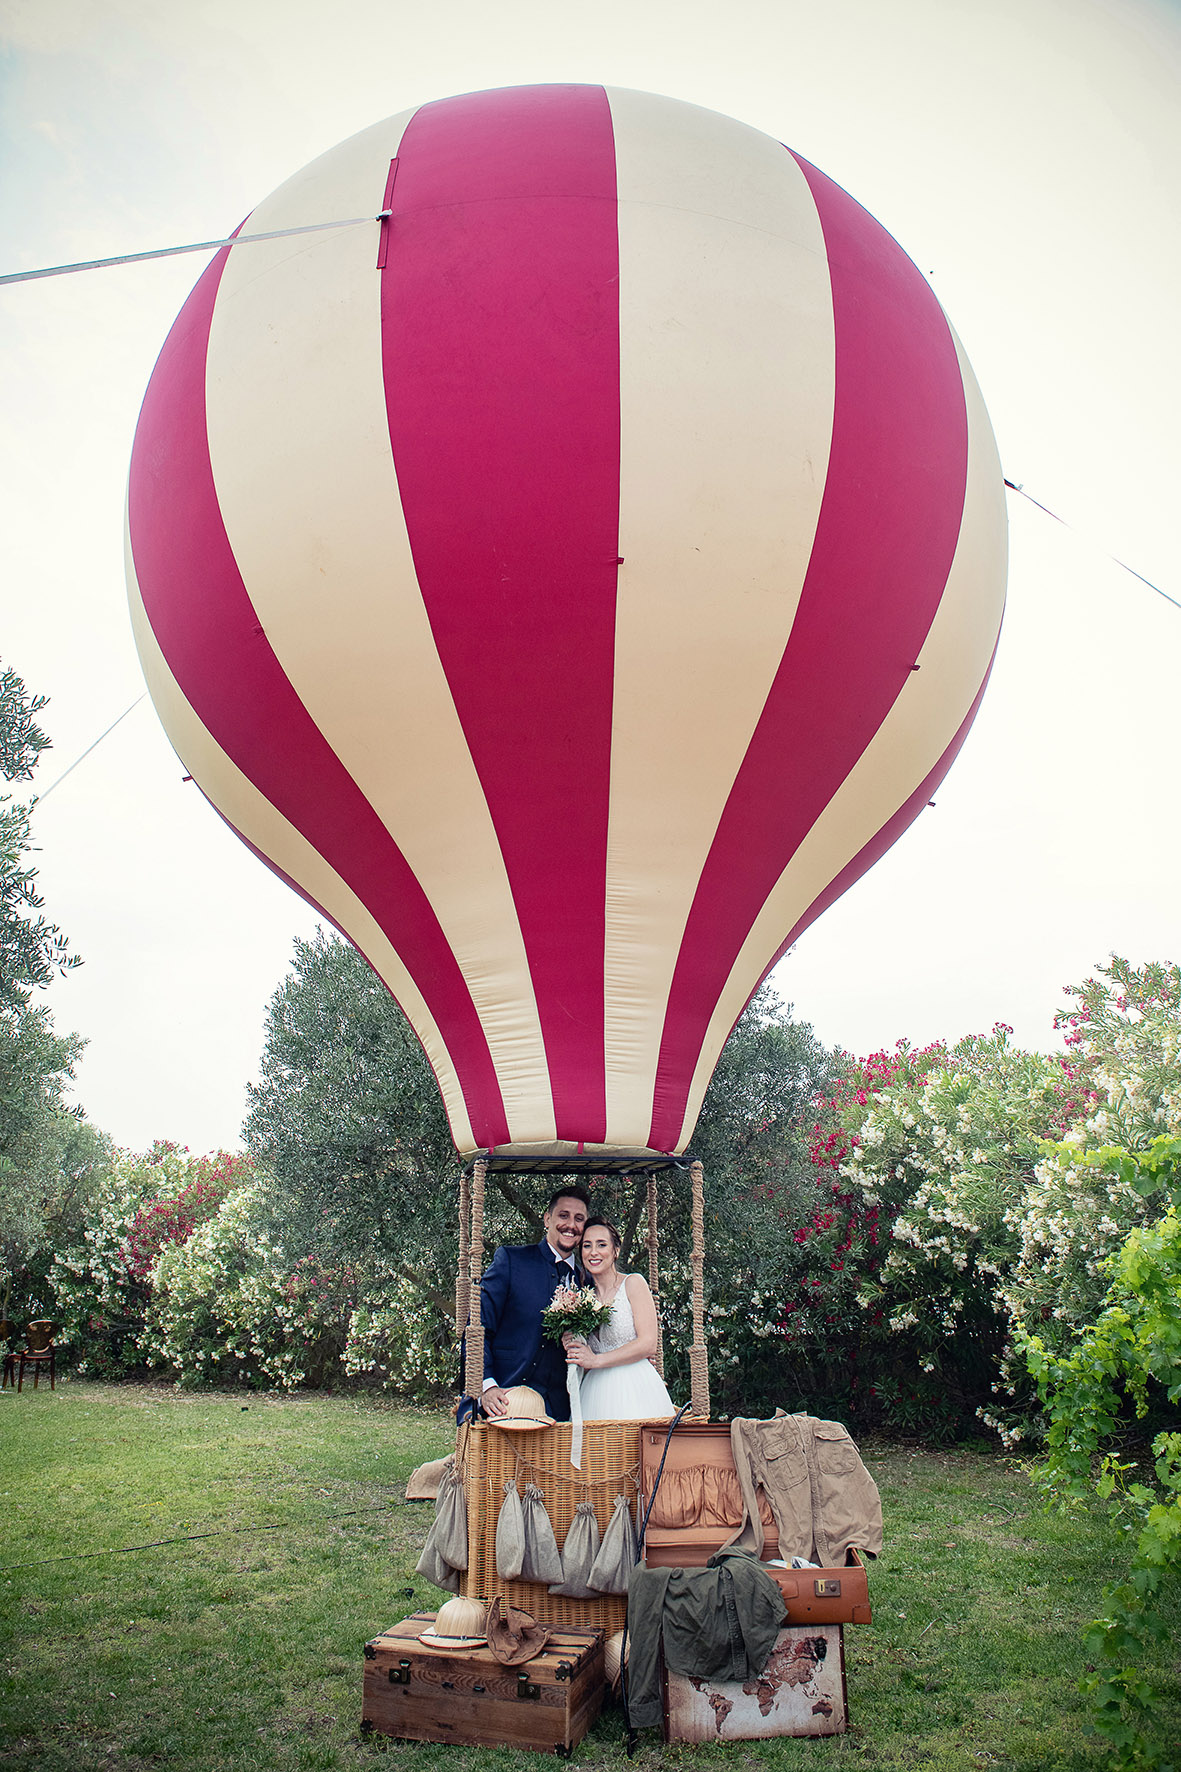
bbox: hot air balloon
[126,84,1006,1173]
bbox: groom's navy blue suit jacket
[480,1238,583,1421]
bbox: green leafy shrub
[1020,1136,1181,1770]
[343,1280,457,1398]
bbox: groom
[478,1185,590,1422]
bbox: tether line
[1004,478,1178,612]
[36,695,146,802]
[0,212,391,287]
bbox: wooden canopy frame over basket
[456,1152,710,1423]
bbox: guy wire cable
[1003,478,1179,612]
[0,1500,397,1573]
[0,212,391,287]
[35,695,146,802]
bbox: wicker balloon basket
[458,1419,648,1633]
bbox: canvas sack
[414,1465,468,1592]
[588,1493,638,1594]
[520,1483,564,1585]
[549,1501,601,1597]
[495,1478,525,1581]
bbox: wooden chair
[17,1321,56,1391]
[0,1320,17,1390]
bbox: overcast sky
[2,0,1179,1156]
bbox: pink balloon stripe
[649,151,972,1151]
[128,246,511,1149]
[380,85,621,1145]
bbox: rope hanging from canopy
[647,1173,664,1380]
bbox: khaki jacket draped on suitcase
[723,1413,882,1566]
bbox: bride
[564,1217,676,1420]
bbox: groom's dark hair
[544,1184,591,1213]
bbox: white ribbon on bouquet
[567,1361,585,1469]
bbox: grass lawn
[1,1382,1177,1771]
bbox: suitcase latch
[814,1577,842,1597]
[388,1659,412,1685]
[517,1673,540,1701]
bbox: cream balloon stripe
[126,240,512,1149]
[379,85,622,1147]
[648,148,972,1151]
[203,109,558,1149]
[603,89,835,1152]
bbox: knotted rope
[647,1174,665,1378]
[455,1165,471,1335]
[463,1156,488,1400]
[688,1159,710,1418]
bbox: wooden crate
[664,1625,847,1742]
[362,1612,604,1753]
[460,1420,643,1633]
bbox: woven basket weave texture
[459,1420,646,1633]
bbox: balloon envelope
[126,84,1007,1161]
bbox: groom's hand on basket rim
[481,1385,511,1417]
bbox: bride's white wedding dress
[577,1276,676,1421]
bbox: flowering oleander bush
[792,958,1181,1441]
[144,1184,360,1390]
[342,1282,456,1399]
[149,1184,455,1395]
[49,1141,455,1395]
[49,1143,253,1376]
[1056,958,1181,1148]
[725,1026,1066,1434]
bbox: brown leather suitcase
[639,1422,783,1561]
[639,1422,872,1624]
[663,1624,847,1741]
[361,1612,604,1753]
[764,1547,871,1624]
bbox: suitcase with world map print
[663,1623,847,1742]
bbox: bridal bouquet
[542,1285,613,1471]
[541,1284,612,1347]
